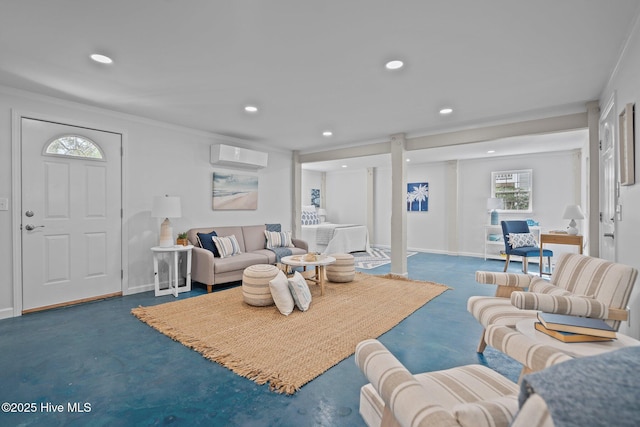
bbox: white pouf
[242,264,280,306]
[326,253,355,283]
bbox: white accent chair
[467,253,637,353]
[355,324,574,427]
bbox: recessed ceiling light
[487,150,496,154]
[341,165,347,168]
[385,60,404,70]
[322,131,333,137]
[439,108,453,115]
[406,158,411,162]
[244,105,258,113]
[90,54,113,64]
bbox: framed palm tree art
[407,182,428,212]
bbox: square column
[390,133,407,276]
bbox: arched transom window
[44,135,105,160]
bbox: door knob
[604,233,614,239]
[25,224,45,231]
[25,210,34,217]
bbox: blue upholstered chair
[502,220,552,274]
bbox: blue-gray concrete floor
[0,253,523,426]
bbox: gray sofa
[187,225,308,292]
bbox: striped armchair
[355,325,573,427]
[467,253,637,353]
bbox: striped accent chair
[468,253,638,353]
[355,324,573,427]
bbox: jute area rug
[132,272,449,394]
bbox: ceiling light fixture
[487,150,496,154]
[406,158,411,162]
[90,53,113,64]
[385,60,404,70]
[341,165,347,168]
[439,107,453,115]
[244,105,258,113]
[322,131,333,137]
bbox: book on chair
[537,312,617,339]
[534,322,614,343]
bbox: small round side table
[151,245,193,297]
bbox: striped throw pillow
[212,235,242,258]
[264,230,294,249]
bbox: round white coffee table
[280,255,336,296]
[516,318,640,358]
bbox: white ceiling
[1,1,638,157]
[302,129,588,171]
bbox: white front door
[599,97,617,262]
[21,118,122,312]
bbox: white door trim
[598,93,617,262]
[10,109,129,317]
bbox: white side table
[516,319,640,358]
[151,245,193,297]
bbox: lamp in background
[487,197,504,225]
[563,204,585,235]
[152,195,182,247]
[317,208,327,223]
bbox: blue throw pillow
[197,231,219,257]
[266,223,281,232]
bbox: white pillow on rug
[269,271,295,316]
[288,271,312,312]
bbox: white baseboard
[455,251,482,258]
[408,247,450,255]
[124,277,187,296]
[0,307,16,320]
[370,246,541,261]
[123,283,154,296]
[371,245,449,255]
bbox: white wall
[372,162,450,252]
[0,86,293,318]
[600,15,640,338]
[301,170,322,207]
[406,162,449,253]
[373,166,392,246]
[367,149,583,257]
[325,169,367,224]
[457,150,582,257]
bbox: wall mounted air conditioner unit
[210,144,268,170]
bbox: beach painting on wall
[407,182,429,212]
[212,173,258,210]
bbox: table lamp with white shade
[152,195,182,247]
[563,204,585,235]
[487,197,504,225]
